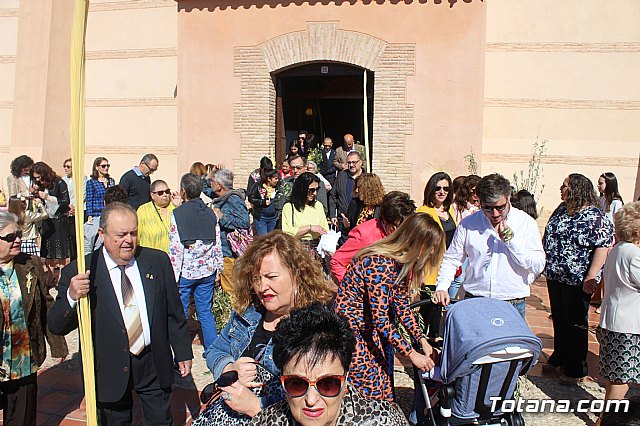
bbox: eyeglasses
[291,165,305,170]
[99,164,110,169]
[281,374,346,398]
[308,187,319,194]
[323,145,332,148]
[63,164,72,169]
[144,162,157,173]
[435,186,450,192]
[0,230,23,243]
[346,160,361,165]
[153,189,171,196]
[481,203,508,213]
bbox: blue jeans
[178,274,217,348]
[253,215,277,236]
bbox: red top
[330,218,386,283]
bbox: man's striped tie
[118,265,145,355]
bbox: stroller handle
[409,298,459,310]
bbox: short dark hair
[150,180,168,192]
[380,191,416,225]
[10,155,34,178]
[475,173,511,204]
[180,173,203,200]
[273,303,355,372]
[287,154,306,166]
[99,201,135,231]
[104,185,128,205]
[290,172,320,211]
[140,153,158,164]
[423,171,453,208]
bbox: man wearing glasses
[329,151,363,232]
[119,154,159,210]
[433,173,545,319]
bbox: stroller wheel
[506,412,525,426]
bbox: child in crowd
[8,195,48,255]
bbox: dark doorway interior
[274,62,374,168]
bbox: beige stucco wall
[2,0,639,212]
[0,0,178,189]
[483,0,640,215]
[177,0,486,199]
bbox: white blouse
[600,242,640,334]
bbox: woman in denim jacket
[204,231,333,419]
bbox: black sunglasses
[280,374,346,398]
[153,189,171,196]
[0,230,23,243]
[199,370,239,406]
[99,164,110,169]
[435,186,450,192]
[481,203,508,213]
[307,187,319,194]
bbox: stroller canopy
[440,297,542,383]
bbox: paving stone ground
[22,279,640,425]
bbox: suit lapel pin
[146,274,154,280]
[26,272,33,293]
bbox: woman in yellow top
[282,172,328,261]
[416,171,457,345]
[137,180,181,252]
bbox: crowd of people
[0,142,637,426]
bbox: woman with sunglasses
[335,213,443,401]
[84,157,115,252]
[543,174,615,386]
[251,303,408,425]
[0,210,68,425]
[281,172,328,259]
[416,172,457,346]
[137,180,181,252]
[202,231,333,421]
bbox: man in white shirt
[433,173,545,318]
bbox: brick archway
[233,22,415,192]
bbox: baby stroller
[410,297,542,426]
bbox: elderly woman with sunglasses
[202,231,333,421]
[251,303,409,425]
[0,211,68,425]
[137,180,181,252]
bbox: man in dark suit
[49,201,192,425]
[319,137,337,187]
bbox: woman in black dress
[30,162,73,286]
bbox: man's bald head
[343,134,354,149]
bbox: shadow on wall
[177,0,482,12]
[635,153,640,201]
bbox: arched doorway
[273,62,374,168]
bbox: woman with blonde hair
[598,202,640,405]
[335,212,444,401]
[201,231,333,422]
